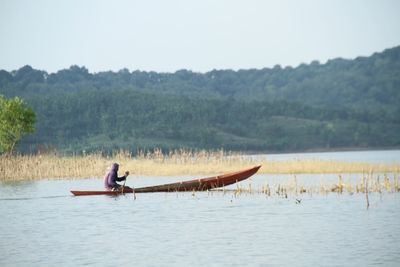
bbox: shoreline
[244,146,400,155]
[1,150,400,181]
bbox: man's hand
[125,171,130,176]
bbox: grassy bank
[1,149,399,181]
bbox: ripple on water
[1,177,400,266]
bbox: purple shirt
[103,163,126,190]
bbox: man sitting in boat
[104,163,130,191]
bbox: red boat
[71,165,261,196]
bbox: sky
[0,0,399,73]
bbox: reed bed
[226,172,400,197]
[216,172,400,209]
[1,149,399,181]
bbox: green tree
[0,95,36,154]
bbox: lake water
[257,149,400,164]
[1,150,400,267]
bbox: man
[104,163,130,191]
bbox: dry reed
[226,172,400,197]
[1,148,399,181]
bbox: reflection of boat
[70,165,261,196]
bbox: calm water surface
[1,150,400,267]
[260,149,400,164]
[1,178,400,267]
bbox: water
[1,150,400,267]
[258,149,400,164]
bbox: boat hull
[71,165,261,196]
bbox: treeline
[19,90,400,153]
[1,46,400,153]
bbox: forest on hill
[0,46,399,154]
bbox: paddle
[132,186,136,200]
[122,171,136,200]
[125,171,137,200]
[121,179,126,194]
[120,171,129,194]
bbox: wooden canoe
[70,165,261,196]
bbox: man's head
[111,163,119,171]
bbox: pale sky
[0,0,399,73]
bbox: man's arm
[116,171,129,182]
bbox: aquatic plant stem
[365,176,370,209]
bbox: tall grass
[1,149,399,181]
